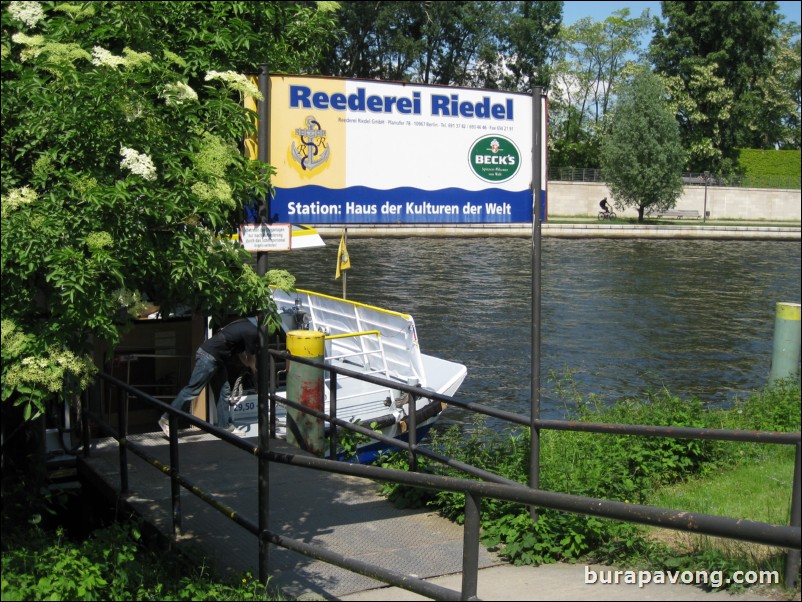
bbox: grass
[643,446,796,579]
[649,448,795,524]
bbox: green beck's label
[468,135,521,183]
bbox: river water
[267,237,801,424]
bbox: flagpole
[342,227,348,299]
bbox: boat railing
[324,330,399,406]
[279,289,425,387]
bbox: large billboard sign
[267,76,534,224]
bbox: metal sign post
[256,62,271,586]
[530,88,546,519]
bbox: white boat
[228,288,467,461]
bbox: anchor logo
[291,116,330,171]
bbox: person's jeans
[163,349,232,427]
[213,367,232,428]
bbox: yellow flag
[336,231,351,279]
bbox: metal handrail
[325,329,382,340]
[548,167,802,189]
[84,353,801,600]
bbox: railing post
[785,442,801,589]
[530,87,545,520]
[329,370,338,459]
[256,60,271,586]
[167,413,182,537]
[407,377,418,471]
[118,391,129,493]
[461,492,481,600]
[261,350,275,583]
[269,354,277,439]
[81,382,96,457]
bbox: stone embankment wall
[551,182,801,221]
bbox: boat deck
[78,432,501,599]
[230,352,467,439]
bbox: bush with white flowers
[1,1,338,422]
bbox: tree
[315,1,417,81]
[1,1,337,443]
[658,62,734,175]
[549,8,652,168]
[318,1,500,86]
[754,21,802,150]
[472,0,563,92]
[317,1,563,90]
[599,68,685,222]
[649,1,783,172]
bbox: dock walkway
[78,431,502,600]
[78,431,790,601]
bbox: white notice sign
[239,223,292,252]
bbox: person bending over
[158,317,258,438]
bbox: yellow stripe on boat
[295,288,412,320]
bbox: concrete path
[339,562,792,601]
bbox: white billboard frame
[267,75,538,225]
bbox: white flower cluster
[120,147,157,181]
[11,31,44,61]
[91,46,151,69]
[92,46,125,68]
[85,231,113,252]
[162,81,198,106]
[7,1,45,28]
[121,47,151,68]
[2,186,37,217]
[205,70,263,100]
[11,31,44,46]
[192,179,234,208]
[112,288,148,318]
[8,346,96,393]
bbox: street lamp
[703,171,711,223]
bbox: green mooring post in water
[286,330,326,456]
[768,302,801,384]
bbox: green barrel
[768,302,801,385]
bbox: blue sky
[561,1,801,26]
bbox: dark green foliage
[650,1,786,170]
[316,1,563,91]
[1,519,282,600]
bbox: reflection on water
[267,237,801,422]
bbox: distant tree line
[312,1,801,175]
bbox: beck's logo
[469,135,520,183]
[291,116,330,171]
